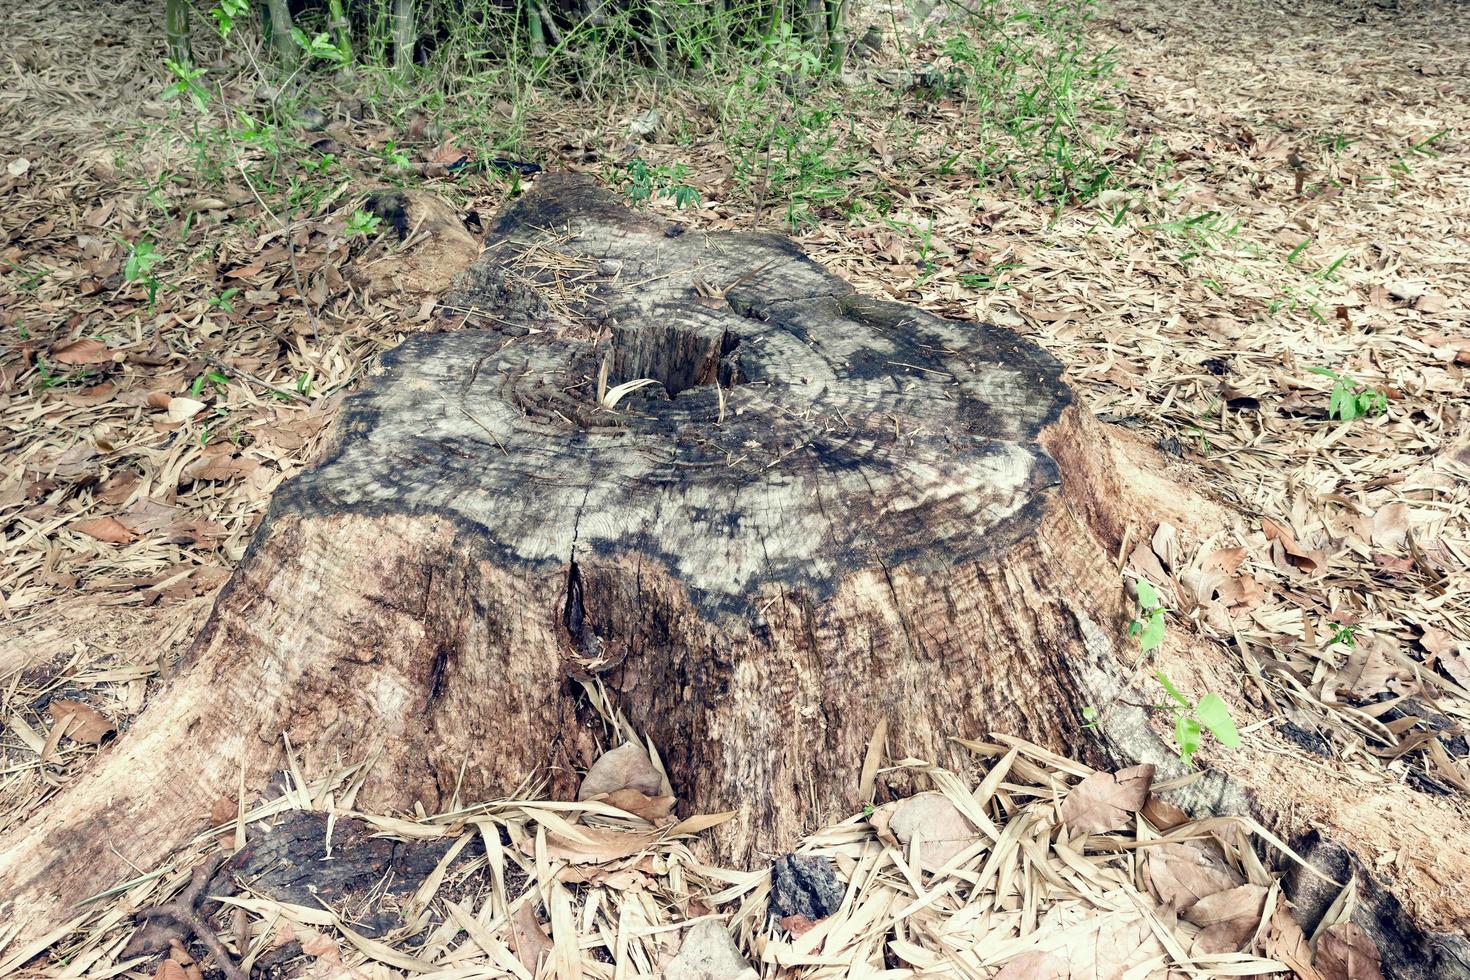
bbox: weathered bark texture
[1,177,1466,972]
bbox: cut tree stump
[2,176,1468,974]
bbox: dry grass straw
[0,705,1325,978]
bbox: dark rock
[769,854,845,923]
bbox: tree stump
[2,177,1466,971]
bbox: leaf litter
[2,0,1469,973]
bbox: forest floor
[1,0,1468,975]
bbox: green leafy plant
[1154,672,1241,768]
[1308,367,1387,421]
[1080,705,1099,729]
[207,288,240,313]
[345,209,383,236]
[1128,580,1166,652]
[617,159,701,209]
[124,239,164,308]
[1328,622,1358,647]
[210,0,249,39]
[189,369,231,397]
[161,58,211,113]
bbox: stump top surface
[279,176,1072,609]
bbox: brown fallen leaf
[778,913,818,938]
[72,516,138,544]
[167,939,204,980]
[1141,795,1191,831]
[1142,841,1243,911]
[993,950,1069,980]
[1059,764,1153,834]
[1183,883,1268,954]
[533,823,662,864]
[1264,904,1323,980]
[1263,517,1333,575]
[1370,503,1410,551]
[1328,638,1415,701]
[873,791,981,870]
[602,787,677,821]
[579,742,665,799]
[96,470,140,505]
[1314,922,1384,980]
[509,900,554,973]
[47,698,116,743]
[50,338,113,365]
[153,960,189,980]
[61,382,116,406]
[183,453,263,482]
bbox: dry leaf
[50,338,112,365]
[1264,904,1323,980]
[1059,764,1153,833]
[153,960,188,980]
[602,787,677,821]
[1183,883,1268,954]
[509,901,554,972]
[1314,922,1384,980]
[1141,795,1191,831]
[778,914,818,938]
[166,397,207,423]
[994,950,1069,980]
[1263,517,1333,574]
[1142,841,1243,910]
[875,791,981,869]
[72,516,138,543]
[579,742,664,799]
[1370,503,1409,551]
[47,699,115,743]
[167,939,204,980]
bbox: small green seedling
[124,239,164,308]
[210,0,248,38]
[618,159,701,210]
[189,369,230,397]
[161,59,211,113]
[345,209,383,237]
[1128,580,1166,652]
[207,288,239,313]
[1081,705,1100,729]
[1328,622,1358,647]
[1308,367,1387,421]
[1155,672,1241,768]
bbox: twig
[203,353,310,403]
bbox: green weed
[1308,367,1387,421]
[1154,672,1241,768]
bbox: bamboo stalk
[526,0,548,61]
[165,0,192,64]
[327,0,355,73]
[392,0,416,75]
[265,0,298,64]
[825,0,845,70]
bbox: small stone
[598,259,623,277]
[664,919,757,980]
[769,854,845,923]
[297,106,329,132]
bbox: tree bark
[1,177,1466,969]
